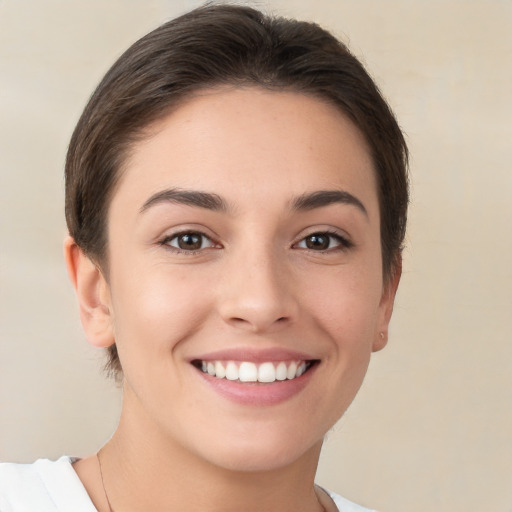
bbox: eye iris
[306,234,330,250]
[178,233,202,250]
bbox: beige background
[1,1,511,511]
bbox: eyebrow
[140,187,367,217]
[140,188,228,213]
[292,190,368,217]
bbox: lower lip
[195,364,317,406]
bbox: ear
[373,257,402,352]
[64,236,115,348]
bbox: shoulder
[325,488,378,512]
[0,457,96,512]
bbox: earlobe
[373,331,387,352]
[64,236,115,348]
[373,257,402,352]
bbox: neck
[101,388,325,512]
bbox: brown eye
[166,232,215,251]
[305,234,330,250]
[296,232,349,251]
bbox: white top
[0,457,376,512]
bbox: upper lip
[189,347,319,363]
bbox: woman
[0,4,408,511]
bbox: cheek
[304,261,383,339]
[109,260,214,358]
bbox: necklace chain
[97,450,114,512]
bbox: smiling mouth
[192,359,318,383]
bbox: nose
[217,247,299,333]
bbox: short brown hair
[65,4,409,379]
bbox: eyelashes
[158,229,353,255]
[294,231,352,251]
[159,231,218,253]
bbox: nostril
[226,314,290,332]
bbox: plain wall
[1,1,511,511]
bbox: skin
[66,87,400,512]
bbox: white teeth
[225,361,239,381]
[296,362,307,377]
[215,361,226,379]
[275,362,287,381]
[198,360,312,383]
[258,362,276,383]
[239,362,258,382]
[286,361,297,379]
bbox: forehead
[113,86,378,216]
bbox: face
[98,87,396,471]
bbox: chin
[191,427,324,474]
